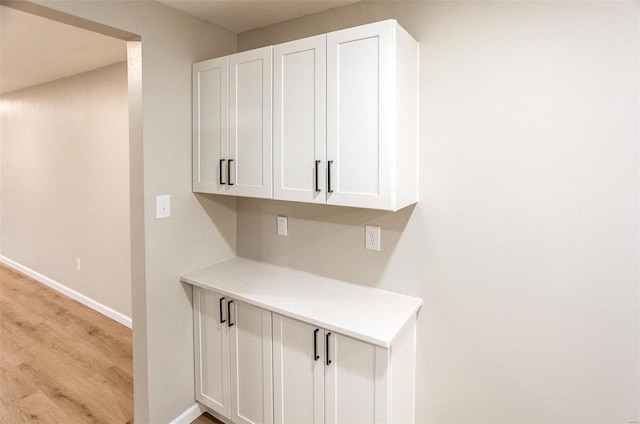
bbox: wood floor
[1,263,224,424]
[0,263,133,423]
[191,411,224,424]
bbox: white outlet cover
[277,216,288,236]
[366,225,381,251]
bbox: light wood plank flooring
[1,263,224,424]
[191,411,224,424]
[0,263,133,423]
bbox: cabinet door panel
[274,35,326,203]
[230,300,273,424]
[229,46,273,199]
[327,21,394,209]
[334,37,379,195]
[193,57,228,194]
[325,333,377,424]
[273,315,324,424]
[194,288,230,416]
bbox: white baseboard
[169,403,206,424]
[170,403,232,424]
[0,255,132,329]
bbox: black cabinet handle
[327,161,333,193]
[315,160,321,193]
[325,332,332,366]
[313,329,320,361]
[219,297,226,324]
[227,300,234,327]
[219,159,226,185]
[228,159,234,186]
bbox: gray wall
[237,2,640,422]
[19,1,238,422]
[6,1,638,423]
[1,63,132,318]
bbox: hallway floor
[0,263,133,423]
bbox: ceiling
[0,5,127,94]
[0,0,359,95]
[158,0,359,34]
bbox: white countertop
[180,257,423,347]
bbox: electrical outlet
[277,216,288,236]
[76,258,81,271]
[365,225,380,251]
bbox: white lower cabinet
[194,287,230,416]
[194,287,273,424]
[273,314,385,424]
[187,258,421,424]
[272,315,324,423]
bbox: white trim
[169,403,206,424]
[0,255,132,329]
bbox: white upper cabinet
[273,35,327,204]
[194,20,418,210]
[326,20,419,211]
[193,56,228,194]
[193,47,273,198]
[229,46,273,199]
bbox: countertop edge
[180,258,423,348]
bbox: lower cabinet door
[325,332,386,424]
[194,288,231,417]
[273,315,324,424]
[274,314,387,424]
[229,300,273,424]
[196,294,391,424]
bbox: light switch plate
[156,195,170,219]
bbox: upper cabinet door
[326,21,394,209]
[327,20,418,211]
[229,46,273,199]
[273,35,327,204]
[193,57,228,194]
[193,19,417,210]
[327,22,394,207]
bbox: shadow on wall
[236,197,416,287]
[194,193,238,252]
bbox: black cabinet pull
[315,160,321,193]
[313,329,320,361]
[227,300,234,327]
[228,159,234,186]
[325,332,332,366]
[219,159,226,185]
[219,297,226,324]
[327,161,333,193]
